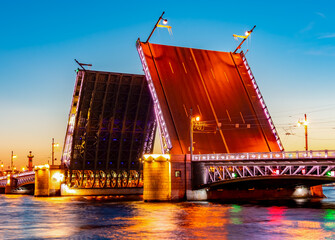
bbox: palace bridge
[1,149,335,199]
[1,21,335,200]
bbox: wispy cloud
[316,12,326,18]
[318,33,335,39]
[299,22,314,33]
[305,47,335,57]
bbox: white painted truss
[205,159,335,184]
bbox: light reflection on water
[1,188,335,239]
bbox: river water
[1,187,335,239]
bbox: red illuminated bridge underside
[138,42,282,154]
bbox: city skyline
[1,0,334,168]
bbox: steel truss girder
[66,169,143,189]
[17,175,35,187]
[0,171,35,188]
[0,179,7,187]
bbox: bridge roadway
[0,171,35,194]
[192,150,335,190]
[137,42,282,155]
[2,150,335,198]
[0,171,35,187]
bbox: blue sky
[0,0,334,168]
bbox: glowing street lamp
[11,151,17,174]
[145,11,171,43]
[297,114,308,151]
[190,108,201,161]
[190,108,194,161]
[52,138,59,166]
[233,25,256,54]
[0,161,3,176]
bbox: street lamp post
[297,114,308,151]
[145,11,169,43]
[190,109,201,161]
[190,108,193,161]
[11,151,17,174]
[304,114,308,151]
[52,138,59,166]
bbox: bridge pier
[34,165,65,197]
[141,155,328,201]
[4,175,18,194]
[143,154,172,201]
[143,154,207,201]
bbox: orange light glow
[297,120,308,127]
[195,116,200,122]
[35,164,50,170]
[52,172,64,182]
[143,154,171,160]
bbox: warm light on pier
[35,164,50,170]
[52,172,64,182]
[143,154,171,161]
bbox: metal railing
[192,150,335,162]
[0,171,35,187]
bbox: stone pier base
[34,165,65,197]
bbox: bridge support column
[143,155,171,201]
[4,175,17,194]
[34,164,65,197]
[143,154,207,201]
[34,165,50,197]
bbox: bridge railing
[0,171,35,181]
[12,171,35,178]
[0,171,35,188]
[205,164,335,185]
[192,150,335,185]
[192,150,335,162]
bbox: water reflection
[268,206,286,223]
[230,204,243,225]
[1,191,335,239]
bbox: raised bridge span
[136,40,335,201]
